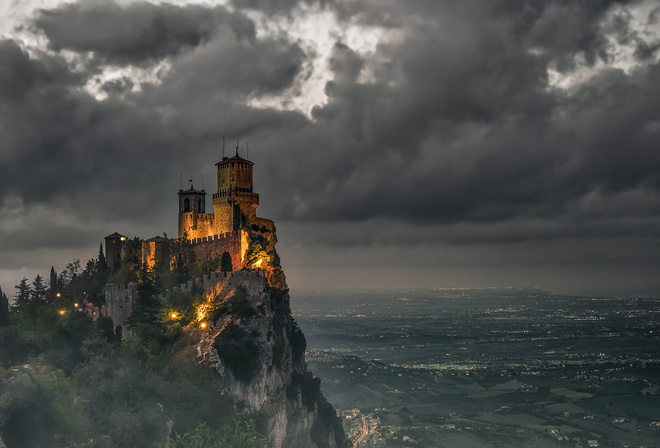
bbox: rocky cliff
[196,276,347,448]
[194,224,347,448]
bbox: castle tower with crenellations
[178,148,262,240]
[178,181,214,240]
[137,147,276,275]
[212,150,259,233]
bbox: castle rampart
[103,283,137,331]
[105,152,277,333]
[103,270,267,332]
[159,269,267,303]
[178,211,215,240]
[141,230,249,271]
[187,230,250,272]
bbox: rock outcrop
[197,275,347,448]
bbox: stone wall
[102,283,137,331]
[104,270,267,335]
[188,230,250,271]
[142,237,171,270]
[159,269,267,303]
[178,211,215,239]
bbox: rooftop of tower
[216,150,253,166]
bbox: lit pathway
[353,414,368,447]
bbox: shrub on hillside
[214,323,260,382]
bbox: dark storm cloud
[169,33,304,97]
[251,0,660,233]
[33,0,255,65]
[0,0,305,254]
[1,0,660,295]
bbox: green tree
[214,322,260,382]
[221,251,233,273]
[14,277,31,307]
[107,237,142,284]
[98,243,107,272]
[128,264,162,340]
[58,259,81,287]
[0,285,8,326]
[48,266,58,302]
[31,274,48,304]
[246,243,267,269]
[164,421,261,448]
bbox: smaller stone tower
[212,149,259,233]
[178,182,214,239]
[178,182,207,215]
[105,232,126,272]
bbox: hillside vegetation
[0,249,261,448]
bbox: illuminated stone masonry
[104,149,283,329]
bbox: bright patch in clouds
[549,0,660,90]
[245,3,388,116]
[3,0,388,116]
[82,61,171,100]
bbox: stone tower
[105,232,126,271]
[178,182,207,215]
[177,182,213,239]
[212,150,260,233]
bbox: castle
[105,149,275,274]
[103,149,282,331]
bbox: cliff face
[197,276,346,448]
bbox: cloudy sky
[1,0,659,297]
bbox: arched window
[184,198,190,212]
[197,198,203,213]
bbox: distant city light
[171,313,177,319]
[59,310,65,315]
[200,322,207,329]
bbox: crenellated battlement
[188,229,250,272]
[158,269,267,302]
[185,229,244,245]
[105,153,281,335]
[104,270,268,331]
